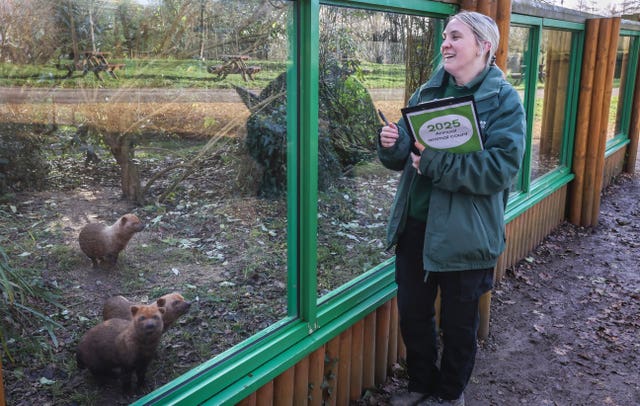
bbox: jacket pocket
[425,192,503,266]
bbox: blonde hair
[448,11,499,67]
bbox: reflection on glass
[506,25,530,192]
[0,0,291,401]
[531,29,572,180]
[609,36,633,140]
[316,6,440,296]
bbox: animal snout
[142,319,159,332]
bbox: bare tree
[404,16,437,103]
[0,0,59,63]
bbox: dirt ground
[360,160,640,405]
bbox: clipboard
[401,95,483,154]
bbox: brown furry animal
[78,213,144,269]
[103,292,191,331]
[76,304,165,392]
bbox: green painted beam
[133,268,397,405]
[298,0,321,328]
[198,282,397,405]
[321,0,456,16]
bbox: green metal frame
[131,4,640,405]
[604,30,640,157]
[506,13,582,222]
[133,1,455,404]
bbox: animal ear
[156,298,166,307]
[120,216,128,225]
[130,305,139,316]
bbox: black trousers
[395,217,493,400]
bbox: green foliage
[0,246,62,361]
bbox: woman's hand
[380,123,399,148]
[411,142,425,174]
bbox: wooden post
[387,297,399,368]
[294,356,310,406]
[477,0,497,19]
[256,381,274,406]
[569,18,599,225]
[325,336,341,406]
[336,328,352,406]
[495,0,512,72]
[308,346,325,406]
[362,312,377,389]
[274,366,295,406]
[349,320,365,402]
[540,31,572,158]
[374,302,391,386]
[460,0,478,11]
[582,18,612,226]
[591,17,621,223]
[237,393,257,406]
[478,290,492,340]
[398,333,407,362]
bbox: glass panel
[0,0,292,401]
[531,29,572,180]
[316,6,441,295]
[608,35,632,140]
[506,25,531,192]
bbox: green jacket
[378,66,525,272]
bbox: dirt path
[467,170,640,405]
[361,161,640,405]
[0,86,405,104]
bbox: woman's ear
[477,41,491,57]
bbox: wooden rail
[235,301,403,406]
[570,17,621,226]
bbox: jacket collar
[417,65,505,104]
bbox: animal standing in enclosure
[78,213,145,269]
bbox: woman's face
[441,18,487,85]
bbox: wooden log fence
[569,18,599,226]
[236,301,405,406]
[591,18,621,223]
[570,17,622,226]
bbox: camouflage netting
[0,124,51,194]
[236,60,379,198]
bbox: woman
[378,11,526,406]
